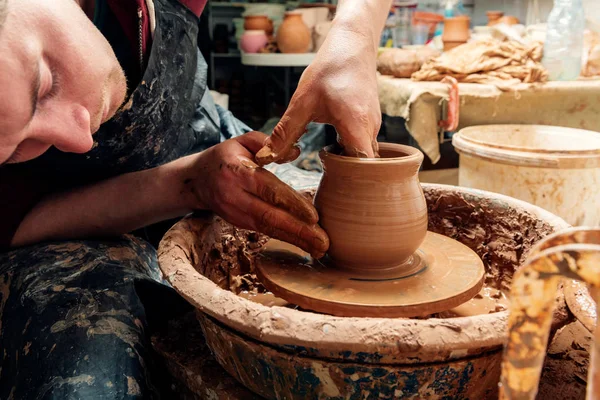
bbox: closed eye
[39,67,60,105]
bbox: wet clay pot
[314,143,427,274]
[276,11,311,54]
[486,10,504,26]
[244,15,273,36]
[158,185,571,400]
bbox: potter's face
[0,0,127,165]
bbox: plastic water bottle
[542,0,586,81]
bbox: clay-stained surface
[423,186,557,293]
[199,312,502,400]
[537,320,591,400]
[499,228,600,399]
[158,184,570,366]
[154,311,587,400]
[565,280,598,334]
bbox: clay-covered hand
[255,26,381,165]
[183,131,329,258]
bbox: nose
[33,103,95,154]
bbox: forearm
[11,156,198,247]
[332,0,393,50]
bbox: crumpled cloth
[412,39,548,88]
[377,47,441,78]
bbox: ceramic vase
[276,12,311,54]
[442,16,470,52]
[486,10,504,26]
[240,30,268,54]
[413,11,444,37]
[314,143,428,273]
[244,15,273,36]
[497,15,520,25]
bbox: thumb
[255,91,315,166]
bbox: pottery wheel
[255,232,485,318]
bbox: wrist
[331,0,391,51]
[159,154,205,214]
[330,17,378,52]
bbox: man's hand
[256,27,381,165]
[185,131,329,258]
[255,0,393,165]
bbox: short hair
[0,0,6,32]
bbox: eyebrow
[30,62,41,119]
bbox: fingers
[237,156,319,224]
[336,119,377,158]
[231,194,329,259]
[234,131,269,154]
[255,89,315,166]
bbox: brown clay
[443,16,470,41]
[443,41,466,52]
[486,10,504,26]
[276,12,311,54]
[244,15,273,36]
[314,143,428,273]
[413,11,444,36]
[497,15,520,26]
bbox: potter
[314,143,428,272]
[0,0,393,397]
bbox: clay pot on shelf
[313,143,428,273]
[486,10,504,26]
[497,15,520,25]
[240,30,268,54]
[244,15,273,36]
[413,11,444,37]
[276,12,311,54]
[294,7,330,51]
[442,16,470,52]
[443,15,471,41]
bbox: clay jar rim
[319,142,424,166]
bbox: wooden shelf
[212,52,242,58]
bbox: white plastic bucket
[452,125,600,227]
